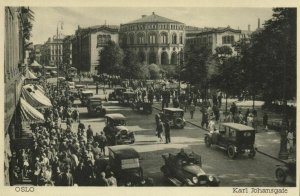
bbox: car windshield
[113,119,126,126]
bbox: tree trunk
[252,93,255,109]
[225,93,228,113]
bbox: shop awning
[21,84,52,108]
[29,60,42,68]
[25,69,37,79]
[20,97,45,122]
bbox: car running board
[168,177,183,186]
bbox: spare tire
[175,118,184,128]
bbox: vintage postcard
[1,0,299,196]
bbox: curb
[152,106,287,163]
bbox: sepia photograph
[2,1,298,195]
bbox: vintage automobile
[204,123,256,159]
[160,108,186,129]
[108,87,126,101]
[131,100,152,114]
[108,145,154,186]
[87,97,106,117]
[119,91,136,106]
[275,159,296,184]
[103,113,135,145]
[161,150,220,186]
[80,90,94,106]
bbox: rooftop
[126,12,183,24]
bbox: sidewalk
[152,102,295,162]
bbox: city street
[62,87,295,187]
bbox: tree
[122,48,139,78]
[182,44,211,93]
[210,56,245,112]
[98,41,124,75]
[241,8,296,106]
[148,64,161,80]
[20,7,34,44]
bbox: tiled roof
[126,12,183,24]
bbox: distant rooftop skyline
[31,7,273,44]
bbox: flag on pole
[61,22,64,30]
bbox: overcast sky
[31,7,274,44]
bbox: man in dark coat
[164,121,171,144]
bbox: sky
[31,7,274,45]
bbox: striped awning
[20,97,45,122]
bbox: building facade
[186,26,252,55]
[72,25,119,74]
[119,12,185,66]
[43,33,65,66]
[4,6,27,186]
[33,44,42,64]
[63,35,74,67]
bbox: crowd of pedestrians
[9,81,118,186]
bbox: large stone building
[4,6,28,185]
[119,12,185,66]
[43,33,65,66]
[63,35,74,67]
[72,25,119,73]
[186,26,252,55]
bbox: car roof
[164,107,184,112]
[109,145,140,159]
[114,87,126,90]
[82,90,93,94]
[123,91,135,94]
[221,123,255,131]
[105,113,126,119]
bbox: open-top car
[103,113,135,145]
[87,96,106,117]
[160,108,186,128]
[204,123,256,159]
[108,87,126,101]
[161,149,220,186]
[108,145,154,186]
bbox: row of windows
[222,35,235,44]
[127,33,183,45]
[51,56,63,61]
[122,24,184,31]
[51,49,63,55]
[50,44,62,50]
[188,36,213,45]
[97,34,111,45]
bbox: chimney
[248,24,250,31]
[142,15,146,18]
[152,12,155,15]
[258,18,260,29]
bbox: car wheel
[276,168,287,183]
[227,145,237,159]
[175,118,184,129]
[204,136,211,147]
[248,148,256,159]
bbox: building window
[97,34,111,46]
[137,33,145,44]
[222,35,235,44]
[172,33,177,44]
[149,33,156,44]
[129,34,134,44]
[179,34,183,44]
[160,33,168,44]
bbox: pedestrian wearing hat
[189,103,195,119]
[107,172,117,186]
[164,120,171,144]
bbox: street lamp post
[56,21,63,95]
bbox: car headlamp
[208,175,214,182]
[192,176,198,184]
